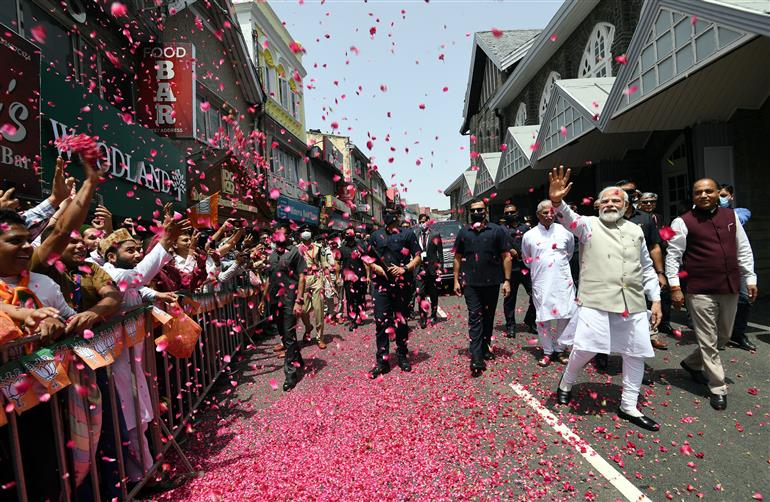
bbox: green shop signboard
[40,71,185,219]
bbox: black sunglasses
[469,208,486,214]
[503,211,518,215]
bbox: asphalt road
[162,288,770,501]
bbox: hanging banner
[136,44,196,138]
[0,24,42,198]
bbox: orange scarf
[0,274,43,309]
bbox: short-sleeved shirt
[625,208,660,249]
[265,245,306,302]
[506,222,530,270]
[31,251,115,312]
[338,239,367,279]
[454,223,511,287]
[366,228,421,287]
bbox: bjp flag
[188,192,219,229]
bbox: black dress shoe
[483,351,496,361]
[642,373,654,386]
[709,393,727,410]
[283,380,297,392]
[617,409,660,431]
[594,353,608,371]
[505,329,515,339]
[397,355,412,372]
[680,360,708,385]
[419,318,428,329]
[369,363,391,378]
[526,323,538,334]
[470,359,486,377]
[728,336,757,352]
[556,386,571,405]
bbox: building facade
[0,0,267,224]
[447,0,770,290]
[233,0,311,224]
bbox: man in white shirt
[521,200,576,367]
[549,167,662,431]
[101,210,185,482]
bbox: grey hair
[598,186,629,204]
[640,192,658,200]
[536,200,553,213]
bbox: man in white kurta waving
[521,200,576,367]
[548,167,662,431]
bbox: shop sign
[41,72,185,218]
[323,137,343,172]
[136,44,196,138]
[0,25,41,197]
[276,196,319,225]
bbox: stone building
[447,0,770,290]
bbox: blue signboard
[276,196,320,225]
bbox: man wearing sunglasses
[453,200,512,377]
[501,202,537,338]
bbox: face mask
[719,196,730,208]
[300,231,312,241]
[470,212,485,224]
[504,214,518,225]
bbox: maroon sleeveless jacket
[680,207,739,294]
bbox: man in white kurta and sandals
[521,200,576,367]
[548,167,663,431]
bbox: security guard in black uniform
[502,202,537,337]
[365,208,422,377]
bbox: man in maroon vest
[665,178,757,411]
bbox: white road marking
[509,382,652,502]
[747,322,770,334]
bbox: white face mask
[300,231,312,242]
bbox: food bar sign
[136,44,196,138]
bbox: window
[76,35,100,89]
[1,0,18,30]
[538,71,560,122]
[514,102,527,126]
[279,78,290,109]
[271,148,300,183]
[21,0,74,77]
[579,23,615,78]
[620,7,747,109]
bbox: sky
[270,0,562,210]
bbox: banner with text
[0,24,41,198]
[136,44,196,138]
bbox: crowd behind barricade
[0,153,273,500]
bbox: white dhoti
[559,306,652,416]
[558,306,653,358]
[537,319,570,355]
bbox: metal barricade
[0,274,263,501]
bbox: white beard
[599,209,623,223]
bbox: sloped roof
[476,30,542,71]
[460,29,541,134]
[462,169,479,194]
[479,153,503,181]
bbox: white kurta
[554,202,660,358]
[521,223,576,322]
[102,243,171,431]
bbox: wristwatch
[504,278,511,282]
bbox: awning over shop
[533,78,650,169]
[276,195,320,226]
[474,153,502,196]
[600,0,770,133]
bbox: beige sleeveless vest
[577,216,647,314]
